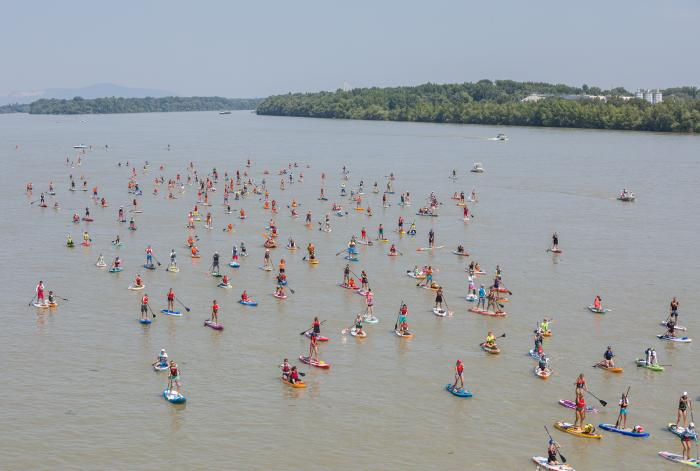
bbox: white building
[636,88,663,104]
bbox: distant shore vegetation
[256,80,700,133]
[0,96,261,115]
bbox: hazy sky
[3,0,698,97]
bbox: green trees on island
[25,96,261,114]
[256,81,700,133]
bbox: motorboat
[470,162,485,173]
[617,190,636,202]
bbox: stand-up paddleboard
[535,366,552,379]
[432,307,452,317]
[128,285,145,290]
[469,307,506,317]
[204,320,224,330]
[657,334,692,343]
[445,384,472,398]
[167,266,180,273]
[304,331,329,342]
[163,388,186,404]
[636,359,664,371]
[218,283,233,289]
[395,330,414,339]
[595,364,623,373]
[109,267,123,273]
[416,245,444,252]
[588,305,611,314]
[229,261,240,268]
[34,301,58,308]
[160,309,182,316]
[599,423,649,437]
[658,451,700,467]
[554,422,602,439]
[531,457,575,471]
[558,399,598,413]
[350,327,367,338]
[139,318,152,325]
[299,355,330,369]
[238,299,258,306]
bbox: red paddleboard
[299,355,330,369]
[304,332,329,342]
[468,307,507,317]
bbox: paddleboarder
[435,287,444,311]
[451,359,465,391]
[615,390,629,429]
[212,251,220,275]
[168,360,182,395]
[140,293,149,320]
[210,299,219,324]
[166,288,175,312]
[547,439,561,466]
[308,332,319,362]
[677,392,692,428]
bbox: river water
[1,111,699,470]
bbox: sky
[2,0,698,97]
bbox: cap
[457,359,462,364]
[683,391,688,396]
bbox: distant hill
[0,83,174,106]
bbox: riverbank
[256,80,700,133]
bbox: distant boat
[219,111,231,115]
[496,133,508,141]
[73,144,87,149]
[617,190,636,202]
[470,162,485,173]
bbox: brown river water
[1,111,699,470]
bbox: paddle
[147,303,157,319]
[53,294,69,301]
[283,283,296,295]
[341,322,355,335]
[335,249,346,256]
[175,296,191,312]
[28,294,36,307]
[586,390,608,407]
[299,320,326,335]
[442,296,451,314]
[692,409,699,459]
[29,198,41,205]
[544,426,567,464]
[394,300,404,330]
[153,255,162,267]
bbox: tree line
[7,96,263,114]
[256,80,700,133]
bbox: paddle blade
[599,399,608,407]
[558,452,567,463]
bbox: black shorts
[141,304,148,313]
